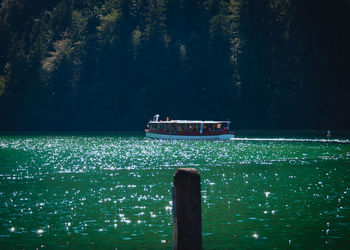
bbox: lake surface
[0,133,350,249]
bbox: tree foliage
[0,0,349,131]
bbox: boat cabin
[146,115,231,135]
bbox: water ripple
[0,134,349,248]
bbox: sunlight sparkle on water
[0,134,349,248]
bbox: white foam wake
[229,138,350,144]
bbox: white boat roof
[148,120,231,124]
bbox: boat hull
[145,131,234,140]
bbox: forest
[0,0,349,131]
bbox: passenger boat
[145,114,235,140]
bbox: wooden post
[173,168,202,250]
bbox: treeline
[0,0,349,131]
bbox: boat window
[222,123,228,131]
[203,124,208,132]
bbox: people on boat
[148,116,232,135]
[146,115,234,140]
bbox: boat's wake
[230,138,350,144]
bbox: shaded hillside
[0,0,349,131]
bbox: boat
[145,114,235,140]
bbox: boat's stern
[218,133,235,140]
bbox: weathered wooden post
[172,168,202,250]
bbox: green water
[0,134,350,249]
